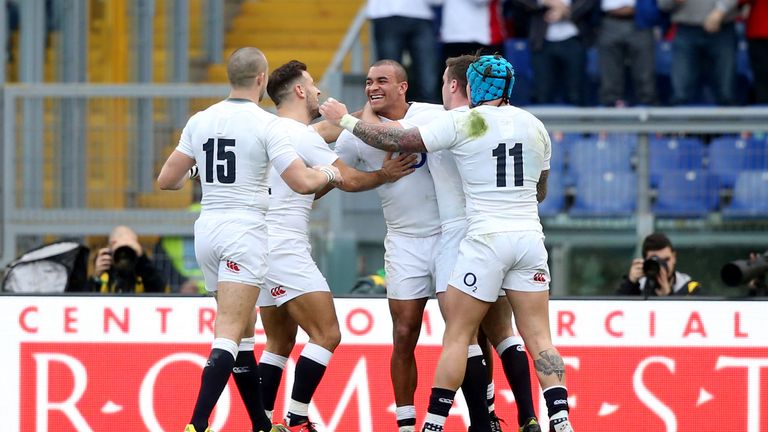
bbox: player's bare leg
[422,286,492,432]
[259,306,299,421]
[280,291,341,428]
[481,298,539,430]
[437,292,492,431]
[389,297,428,431]
[506,290,572,432]
[189,282,272,432]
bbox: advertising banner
[1,297,766,431]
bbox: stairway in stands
[207,0,366,89]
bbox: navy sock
[232,350,271,431]
[499,344,536,425]
[190,348,236,431]
[461,354,491,431]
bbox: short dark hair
[445,55,475,97]
[267,60,307,106]
[642,233,674,257]
[370,59,408,82]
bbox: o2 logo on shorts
[532,272,547,283]
[463,272,478,293]
[225,260,240,273]
[270,286,287,298]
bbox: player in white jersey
[254,60,416,432]
[157,47,341,432]
[320,55,574,432]
[333,60,441,432]
[400,55,541,432]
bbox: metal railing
[2,83,768,295]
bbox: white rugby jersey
[335,124,441,237]
[266,118,339,236]
[419,105,551,236]
[401,102,467,230]
[176,99,298,214]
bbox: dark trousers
[671,23,737,105]
[531,36,586,105]
[748,38,768,104]
[372,16,439,103]
[598,17,657,105]
[442,42,504,64]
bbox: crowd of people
[367,0,768,106]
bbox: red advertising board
[2,297,767,431]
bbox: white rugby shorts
[384,232,440,300]
[449,231,550,302]
[194,212,268,293]
[258,231,330,308]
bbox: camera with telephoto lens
[643,256,669,280]
[111,245,138,292]
[721,251,768,288]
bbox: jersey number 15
[203,138,236,184]
[492,142,523,187]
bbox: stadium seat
[722,171,768,218]
[570,171,637,217]
[538,170,565,217]
[649,137,705,186]
[568,136,635,185]
[708,136,767,188]
[504,38,532,106]
[652,171,719,218]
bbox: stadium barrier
[1,295,766,431]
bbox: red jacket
[746,0,768,38]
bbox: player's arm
[280,158,343,195]
[320,98,428,153]
[312,108,364,144]
[157,150,197,190]
[314,152,417,199]
[537,169,549,203]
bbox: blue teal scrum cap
[466,55,515,107]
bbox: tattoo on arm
[537,169,549,203]
[534,349,565,381]
[352,122,427,153]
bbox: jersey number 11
[492,142,523,187]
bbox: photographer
[617,232,701,297]
[87,225,167,293]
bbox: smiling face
[365,64,408,115]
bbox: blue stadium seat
[538,170,565,217]
[652,171,719,218]
[570,171,637,217]
[649,137,705,186]
[568,136,635,184]
[708,136,767,188]
[504,38,532,106]
[722,171,768,218]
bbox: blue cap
[466,55,515,107]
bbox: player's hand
[319,98,349,126]
[381,151,417,182]
[94,248,113,275]
[628,258,644,283]
[315,164,344,186]
[703,8,725,33]
[655,265,672,296]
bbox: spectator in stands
[367,0,440,103]
[440,0,506,63]
[658,0,739,105]
[88,225,167,293]
[743,0,768,104]
[598,0,659,106]
[616,232,701,296]
[509,0,598,105]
